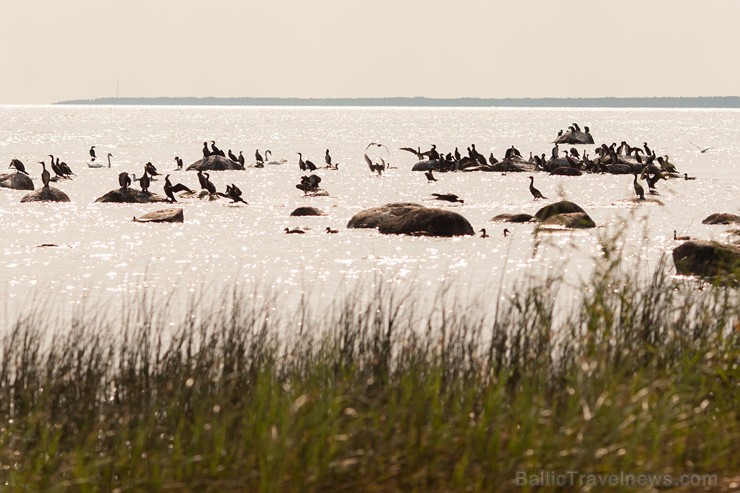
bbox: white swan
[88,153,113,169]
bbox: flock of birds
[5,124,707,238]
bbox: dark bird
[48,155,63,178]
[572,123,581,132]
[139,167,150,193]
[431,193,463,203]
[298,152,307,171]
[422,144,439,161]
[284,227,305,234]
[255,149,264,166]
[326,227,339,234]
[197,170,208,190]
[228,149,239,162]
[305,158,317,171]
[454,147,461,161]
[238,151,245,167]
[503,228,510,237]
[202,141,211,158]
[174,156,184,170]
[39,161,51,188]
[211,141,224,157]
[163,175,193,203]
[145,162,159,176]
[8,159,28,175]
[204,173,217,194]
[424,170,437,182]
[584,126,591,134]
[643,142,652,156]
[219,183,247,204]
[399,146,423,160]
[557,129,563,137]
[479,228,489,238]
[89,146,96,161]
[528,176,546,200]
[325,149,332,166]
[118,171,131,190]
[689,141,712,153]
[684,173,696,180]
[673,230,692,241]
[296,174,322,194]
[551,144,559,160]
[633,173,645,200]
[364,154,384,175]
[58,158,73,177]
[488,153,498,165]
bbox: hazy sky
[3,0,739,103]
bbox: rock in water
[672,240,740,280]
[186,155,244,171]
[0,173,34,190]
[290,206,327,216]
[95,188,168,203]
[133,208,184,223]
[538,212,596,229]
[702,213,740,225]
[377,207,475,236]
[553,130,594,145]
[490,213,535,223]
[347,203,425,229]
[534,201,586,221]
[20,187,71,203]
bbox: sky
[2,0,740,104]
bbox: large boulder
[491,213,535,223]
[550,167,582,176]
[554,130,594,145]
[411,160,439,172]
[347,203,425,229]
[95,188,168,203]
[702,213,740,225]
[672,241,740,279]
[187,155,244,171]
[133,208,184,223]
[290,206,326,216]
[20,186,70,203]
[538,212,595,229]
[0,172,34,190]
[606,164,634,175]
[534,201,586,221]
[377,208,475,236]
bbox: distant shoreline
[54,96,740,108]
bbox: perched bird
[39,161,51,188]
[633,173,645,200]
[325,227,339,234]
[479,228,489,238]
[9,158,28,175]
[238,151,245,167]
[202,142,211,158]
[138,167,150,192]
[228,149,239,162]
[118,171,131,190]
[431,193,463,203]
[163,175,193,203]
[219,183,247,204]
[89,146,96,161]
[204,173,217,195]
[503,228,510,237]
[528,176,546,200]
[174,156,184,170]
[325,149,332,166]
[284,227,305,234]
[298,152,307,171]
[145,162,159,176]
[424,170,437,182]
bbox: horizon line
[52,96,740,109]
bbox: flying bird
[689,141,712,153]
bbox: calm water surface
[1,106,738,326]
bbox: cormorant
[89,146,96,161]
[197,170,208,190]
[49,155,64,178]
[528,176,546,200]
[551,144,559,160]
[118,171,131,190]
[633,174,645,200]
[175,156,183,170]
[325,149,332,166]
[643,142,652,156]
[202,142,211,158]
[298,152,307,171]
[204,173,217,194]
[305,158,317,171]
[218,183,247,203]
[8,159,28,175]
[238,151,245,167]
[557,129,563,137]
[479,228,489,238]
[584,126,590,134]
[228,149,238,162]
[431,193,463,203]
[145,162,159,176]
[211,141,224,157]
[572,123,581,132]
[423,144,439,161]
[163,175,192,203]
[58,158,73,177]
[454,147,461,161]
[425,170,437,182]
[364,154,384,175]
[139,168,150,193]
[39,161,51,188]
[489,153,498,165]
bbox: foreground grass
[0,242,738,492]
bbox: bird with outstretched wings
[689,141,713,153]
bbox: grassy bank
[0,241,738,492]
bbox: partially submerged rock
[186,155,244,171]
[702,213,740,225]
[672,240,740,280]
[554,130,594,145]
[347,203,425,229]
[550,167,582,176]
[538,212,595,229]
[20,186,70,203]
[0,172,34,190]
[377,207,475,236]
[491,213,535,223]
[133,208,184,223]
[95,188,168,203]
[290,206,326,216]
[534,201,586,221]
